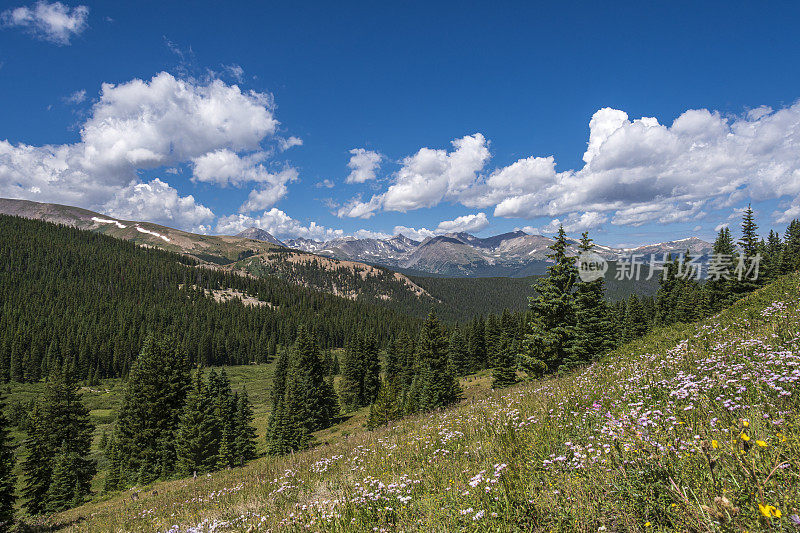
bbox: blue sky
[2,1,800,246]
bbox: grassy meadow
[25,272,799,531]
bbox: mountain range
[240,228,713,277]
[0,196,712,281]
[0,198,433,306]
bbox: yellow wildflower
[758,504,781,518]
[755,440,767,448]
[711,440,719,449]
[740,433,750,442]
[742,420,749,428]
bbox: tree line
[0,215,420,384]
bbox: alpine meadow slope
[42,272,800,532]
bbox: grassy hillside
[40,273,800,531]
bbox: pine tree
[339,337,363,412]
[266,326,339,455]
[367,379,402,429]
[291,327,339,435]
[361,337,381,406]
[114,334,190,486]
[21,370,95,514]
[522,226,577,375]
[206,369,233,469]
[175,367,216,476]
[265,348,290,455]
[739,204,760,258]
[762,230,784,281]
[103,437,122,493]
[409,312,461,412]
[0,394,15,528]
[491,330,518,389]
[233,388,257,466]
[384,339,401,383]
[21,401,50,515]
[780,219,800,274]
[572,232,615,365]
[706,227,736,312]
[447,328,470,376]
[46,445,81,513]
[467,318,486,371]
[734,204,761,294]
[484,315,502,369]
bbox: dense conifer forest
[0,214,419,383]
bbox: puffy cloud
[216,208,344,241]
[381,133,490,211]
[239,169,298,212]
[340,101,800,229]
[774,200,800,224]
[494,104,800,223]
[714,222,730,232]
[391,212,489,242]
[102,179,214,231]
[345,148,382,183]
[191,149,297,204]
[435,212,489,234]
[539,211,607,234]
[316,179,335,188]
[79,72,277,174]
[336,195,383,219]
[278,136,303,151]
[1,1,88,44]
[352,229,391,240]
[0,71,285,230]
[392,225,435,242]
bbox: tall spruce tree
[361,337,381,407]
[408,312,461,413]
[384,339,401,383]
[447,328,470,376]
[338,337,364,412]
[112,334,190,486]
[572,232,615,365]
[0,394,15,528]
[175,367,216,476]
[706,227,736,312]
[762,230,784,281]
[522,226,577,375]
[367,379,402,429]
[734,204,761,294]
[468,318,486,372]
[21,401,50,515]
[266,326,339,455]
[780,219,800,274]
[491,330,518,389]
[265,348,290,455]
[233,388,258,466]
[21,370,95,514]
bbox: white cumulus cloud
[435,212,489,234]
[216,208,344,242]
[337,101,800,230]
[345,148,382,184]
[103,178,214,231]
[0,71,290,230]
[2,1,88,44]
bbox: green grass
[18,274,800,531]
